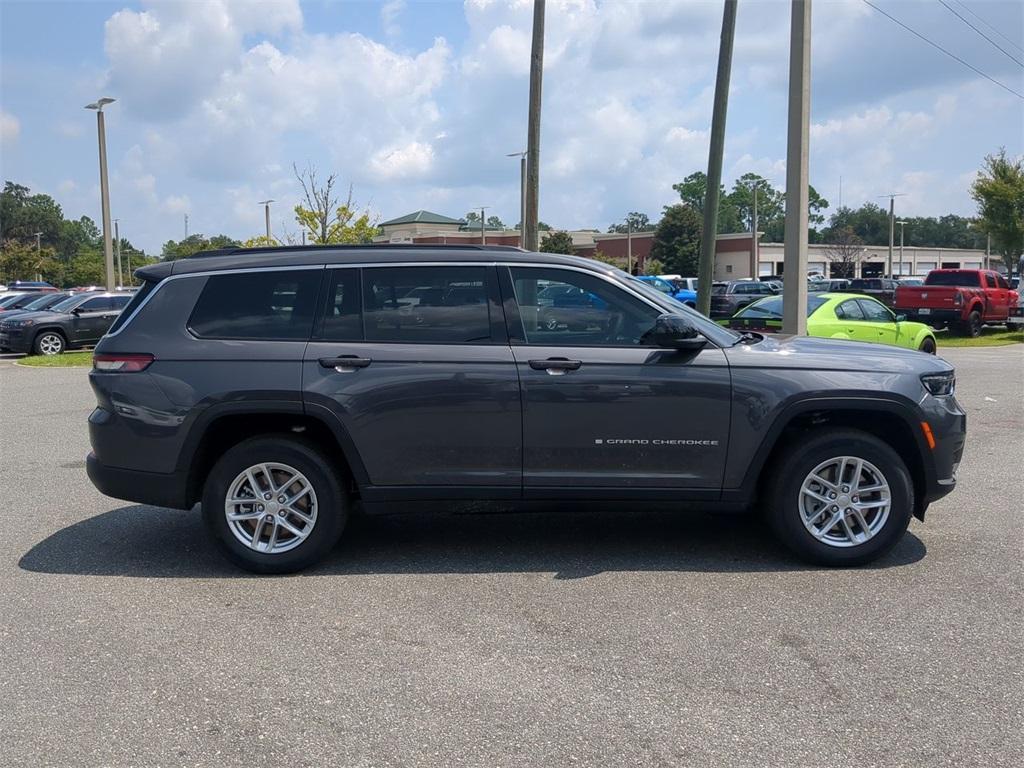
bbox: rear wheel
[765,429,913,566]
[33,331,65,356]
[918,337,936,354]
[202,436,348,574]
[957,310,982,337]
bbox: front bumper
[87,452,190,509]
[0,328,31,352]
[919,393,967,508]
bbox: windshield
[735,295,829,318]
[49,294,87,313]
[24,293,66,310]
[641,277,673,294]
[622,273,741,346]
[0,294,28,308]
[924,271,980,287]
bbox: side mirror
[648,313,707,351]
[72,307,84,315]
[895,314,907,322]
[769,284,781,294]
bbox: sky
[0,0,1022,254]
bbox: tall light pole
[626,216,634,275]
[896,219,907,276]
[258,200,274,243]
[697,0,737,316]
[878,193,905,278]
[478,206,489,245]
[507,151,527,248]
[34,232,42,251]
[782,0,811,336]
[524,0,545,252]
[85,97,116,291]
[745,180,760,278]
[114,219,122,288]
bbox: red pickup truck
[895,269,1018,336]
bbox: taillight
[93,353,154,372]
[953,293,962,306]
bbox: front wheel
[918,337,937,354]
[33,331,65,356]
[765,429,913,566]
[202,436,348,574]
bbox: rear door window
[320,268,362,341]
[362,266,491,343]
[188,269,322,340]
[835,300,865,320]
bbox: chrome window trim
[106,260,697,342]
[103,265,326,339]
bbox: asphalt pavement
[0,346,1021,767]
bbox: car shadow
[19,503,927,579]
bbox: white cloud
[0,111,19,143]
[369,142,436,180]
[162,194,192,215]
[380,0,405,37]
[40,0,1014,253]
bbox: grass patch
[937,327,1024,347]
[16,351,93,367]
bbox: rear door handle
[319,355,372,372]
[528,357,582,375]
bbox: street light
[506,151,527,249]
[86,97,116,291]
[113,219,123,287]
[257,200,274,242]
[34,232,42,251]
[896,220,907,277]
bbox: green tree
[294,163,378,244]
[971,149,1024,277]
[0,183,64,246]
[608,212,655,234]
[672,172,741,234]
[57,216,101,262]
[486,215,505,229]
[161,234,240,260]
[0,239,60,283]
[650,204,703,275]
[539,230,575,254]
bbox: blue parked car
[636,275,697,308]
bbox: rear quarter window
[106,283,157,335]
[188,269,322,340]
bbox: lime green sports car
[723,293,938,353]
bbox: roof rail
[189,243,527,258]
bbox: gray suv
[86,245,966,573]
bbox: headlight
[921,371,955,396]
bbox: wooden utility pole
[524,0,545,252]
[697,0,737,316]
[782,0,811,335]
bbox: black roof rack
[191,243,526,258]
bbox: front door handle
[528,357,582,375]
[319,355,372,372]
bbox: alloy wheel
[798,456,891,548]
[37,333,63,356]
[224,462,318,554]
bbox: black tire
[918,337,936,354]
[957,310,982,338]
[765,429,913,567]
[201,436,348,574]
[32,330,66,356]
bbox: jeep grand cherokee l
[86,245,966,573]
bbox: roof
[378,210,465,227]
[135,243,624,280]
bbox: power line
[953,0,1024,55]
[860,0,1023,100]
[938,0,1024,68]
